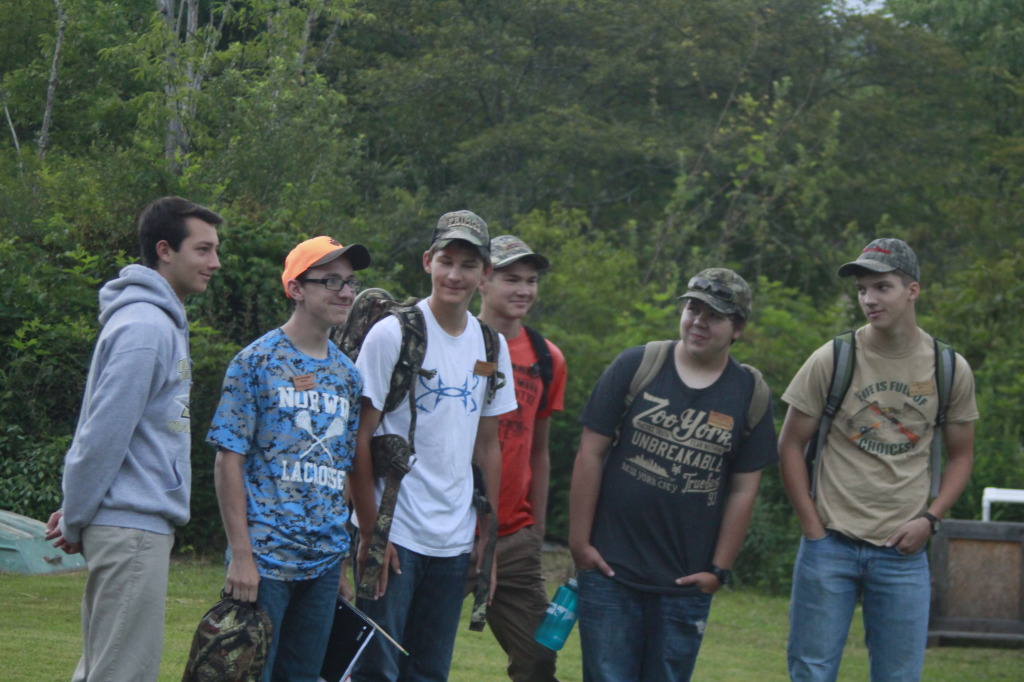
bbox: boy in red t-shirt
[477,235,568,682]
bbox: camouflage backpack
[333,287,504,630]
[181,594,272,682]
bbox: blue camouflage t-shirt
[207,328,361,580]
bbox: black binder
[318,597,376,682]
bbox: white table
[981,487,1024,521]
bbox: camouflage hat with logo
[431,210,491,260]
[679,268,752,320]
[837,237,920,282]
[489,234,550,270]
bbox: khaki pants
[468,525,558,682]
[72,525,174,682]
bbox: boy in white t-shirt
[350,210,517,682]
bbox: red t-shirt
[497,328,567,535]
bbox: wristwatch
[709,564,732,585]
[922,512,941,535]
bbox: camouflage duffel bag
[182,593,273,682]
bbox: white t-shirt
[355,298,517,556]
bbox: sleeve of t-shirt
[578,346,645,437]
[483,331,518,417]
[781,340,834,419]
[537,340,568,419]
[354,316,402,412]
[946,353,979,423]
[207,350,260,456]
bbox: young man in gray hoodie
[45,196,223,682]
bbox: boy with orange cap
[208,235,371,681]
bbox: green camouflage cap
[679,268,752,319]
[490,234,550,270]
[431,210,490,260]
[837,237,920,282]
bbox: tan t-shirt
[783,326,978,545]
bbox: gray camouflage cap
[490,234,550,270]
[431,210,490,260]
[679,268,752,320]
[837,237,920,282]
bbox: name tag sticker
[474,360,496,377]
[292,373,317,391]
[909,381,935,397]
[708,411,734,431]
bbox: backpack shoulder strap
[627,340,674,409]
[383,304,433,451]
[478,320,507,404]
[523,325,554,412]
[740,364,771,441]
[805,331,856,496]
[382,304,428,413]
[929,338,956,497]
[613,341,673,445]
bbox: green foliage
[1,0,1023,597]
[920,243,1024,522]
[0,237,121,520]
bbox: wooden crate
[928,519,1024,646]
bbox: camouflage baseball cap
[490,234,550,270]
[837,237,920,282]
[679,268,752,320]
[431,210,490,260]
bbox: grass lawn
[2,554,1021,681]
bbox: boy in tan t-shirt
[778,238,978,682]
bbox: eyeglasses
[299,277,362,293]
[687,275,734,302]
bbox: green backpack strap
[613,340,674,446]
[930,338,956,497]
[628,341,674,408]
[740,364,771,441]
[805,331,856,497]
[357,303,431,601]
[385,305,434,452]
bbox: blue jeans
[787,531,930,682]
[257,559,342,682]
[577,570,713,682]
[351,544,471,681]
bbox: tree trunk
[2,87,23,172]
[39,0,68,159]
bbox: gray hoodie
[59,264,194,543]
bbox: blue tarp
[0,510,86,574]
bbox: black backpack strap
[523,325,553,412]
[930,338,956,497]
[478,320,507,404]
[468,462,498,632]
[467,320,504,630]
[805,331,856,497]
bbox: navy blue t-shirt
[579,343,779,594]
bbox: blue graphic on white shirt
[416,372,483,412]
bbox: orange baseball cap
[281,236,371,297]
